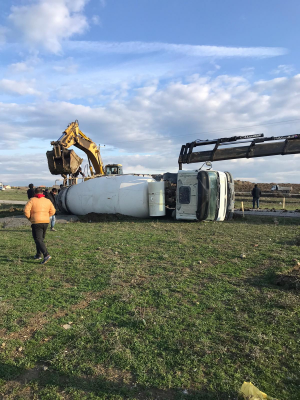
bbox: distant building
[4,185,11,189]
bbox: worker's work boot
[41,255,52,265]
[50,228,57,232]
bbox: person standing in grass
[251,184,261,209]
[24,187,55,265]
[27,183,35,199]
[46,188,58,231]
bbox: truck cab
[175,170,234,221]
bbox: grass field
[0,204,24,218]
[0,189,28,202]
[235,197,300,211]
[0,216,300,399]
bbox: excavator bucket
[46,149,83,175]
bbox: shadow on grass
[0,256,36,263]
[0,230,28,232]
[277,237,300,246]
[244,268,300,292]
[232,214,300,225]
[0,213,24,219]
[0,363,230,400]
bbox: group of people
[25,183,59,265]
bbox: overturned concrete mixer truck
[57,170,234,221]
[50,128,300,222]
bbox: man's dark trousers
[253,198,259,208]
[31,223,49,257]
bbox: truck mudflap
[46,149,83,175]
[196,171,210,220]
[225,171,234,220]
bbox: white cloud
[0,26,8,45]
[92,15,100,25]
[271,64,295,75]
[9,62,31,72]
[1,73,300,184]
[52,58,78,74]
[66,41,287,58]
[0,79,41,96]
[241,67,255,78]
[8,0,90,53]
[8,55,41,73]
[64,0,89,13]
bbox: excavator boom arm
[73,136,104,176]
[48,120,105,176]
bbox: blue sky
[0,0,300,185]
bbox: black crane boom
[178,133,300,169]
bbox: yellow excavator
[46,120,122,184]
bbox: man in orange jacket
[24,187,56,264]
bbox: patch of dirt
[0,366,180,400]
[0,216,30,229]
[136,388,185,400]
[0,291,106,341]
[93,365,132,384]
[79,212,140,223]
[0,313,48,341]
[0,301,13,313]
[16,365,41,384]
[0,382,33,399]
[276,265,300,290]
[0,365,50,399]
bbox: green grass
[235,197,300,211]
[0,217,300,399]
[0,189,28,201]
[0,204,24,218]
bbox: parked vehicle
[271,185,292,193]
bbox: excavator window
[106,166,119,175]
